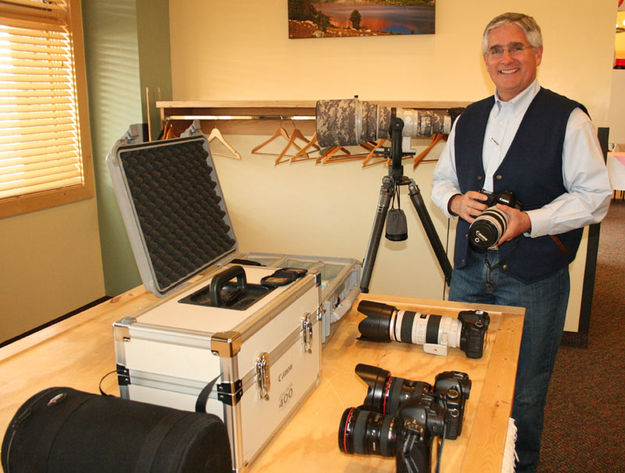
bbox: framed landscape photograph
[288,0,435,39]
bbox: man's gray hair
[482,12,542,55]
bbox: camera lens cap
[260,267,308,288]
[260,275,293,288]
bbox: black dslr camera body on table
[338,364,471,473]
[467,190,523,251]
[356,300,490,359]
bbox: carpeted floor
[537,199,625,472]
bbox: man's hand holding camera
[448,191,489,223]
[496,203,531,244]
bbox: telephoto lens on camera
[467,190,523,250]
[467,206,510,250]
[356,300,490,359]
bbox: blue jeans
[449,248,569,473]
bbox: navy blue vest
[453,88,586,283]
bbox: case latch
[256,352,270,400]
[302,313,313,353]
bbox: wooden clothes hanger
[207,127,242,160]
[159,120,179,140]
[318,146,358,164]
[412,133,446,169]
[362,139,389,167]
[251,126,290,156]
[318,142,381,165]
[316,145,347,164]
[275,125,318,165]
[289,132,320,163]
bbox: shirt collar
[494,79,540,115]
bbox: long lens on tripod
[315,98,455,147]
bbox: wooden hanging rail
[165,114,316,121]
[156,99,470,136]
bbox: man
[431,12,612,473]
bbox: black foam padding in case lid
[118,137,236,293]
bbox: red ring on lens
[342,407,355,452]
[382,377,392,414]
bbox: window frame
[0,0,94,219]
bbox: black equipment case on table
[1,387,232,473]
[106,134,360,472]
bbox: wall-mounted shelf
[156,100,470,136]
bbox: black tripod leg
[407,181,453,285]
[360,176,394,292]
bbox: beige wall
[610,70,625,144]
[0,199,105,342]
[616,11,625,58]
[167,1,617,309]
[170,0,615,124]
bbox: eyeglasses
[487,43,533,58]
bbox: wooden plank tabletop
[247,293,524,473]
[0,289,524,473]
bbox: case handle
[209,265,247,307]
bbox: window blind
[0,0,85,200]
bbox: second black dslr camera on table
[468,190,523,250]
[339,364,471,473]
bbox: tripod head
[388,109,411,184]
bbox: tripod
[360,114,452,293]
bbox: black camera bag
[1,387,232,473]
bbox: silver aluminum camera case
[107,133,327,471]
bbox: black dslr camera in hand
[357,300,490,359]
[468,189,523,250]
[338,364,471,473]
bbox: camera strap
[389,183,401,210]
[396,183,401,209]
[483,252,502,272]
[551,235,568,255]
[195,374,221,413]
[482,236,521,273]
[434,424,447,473]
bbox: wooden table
[0,289,524,473]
